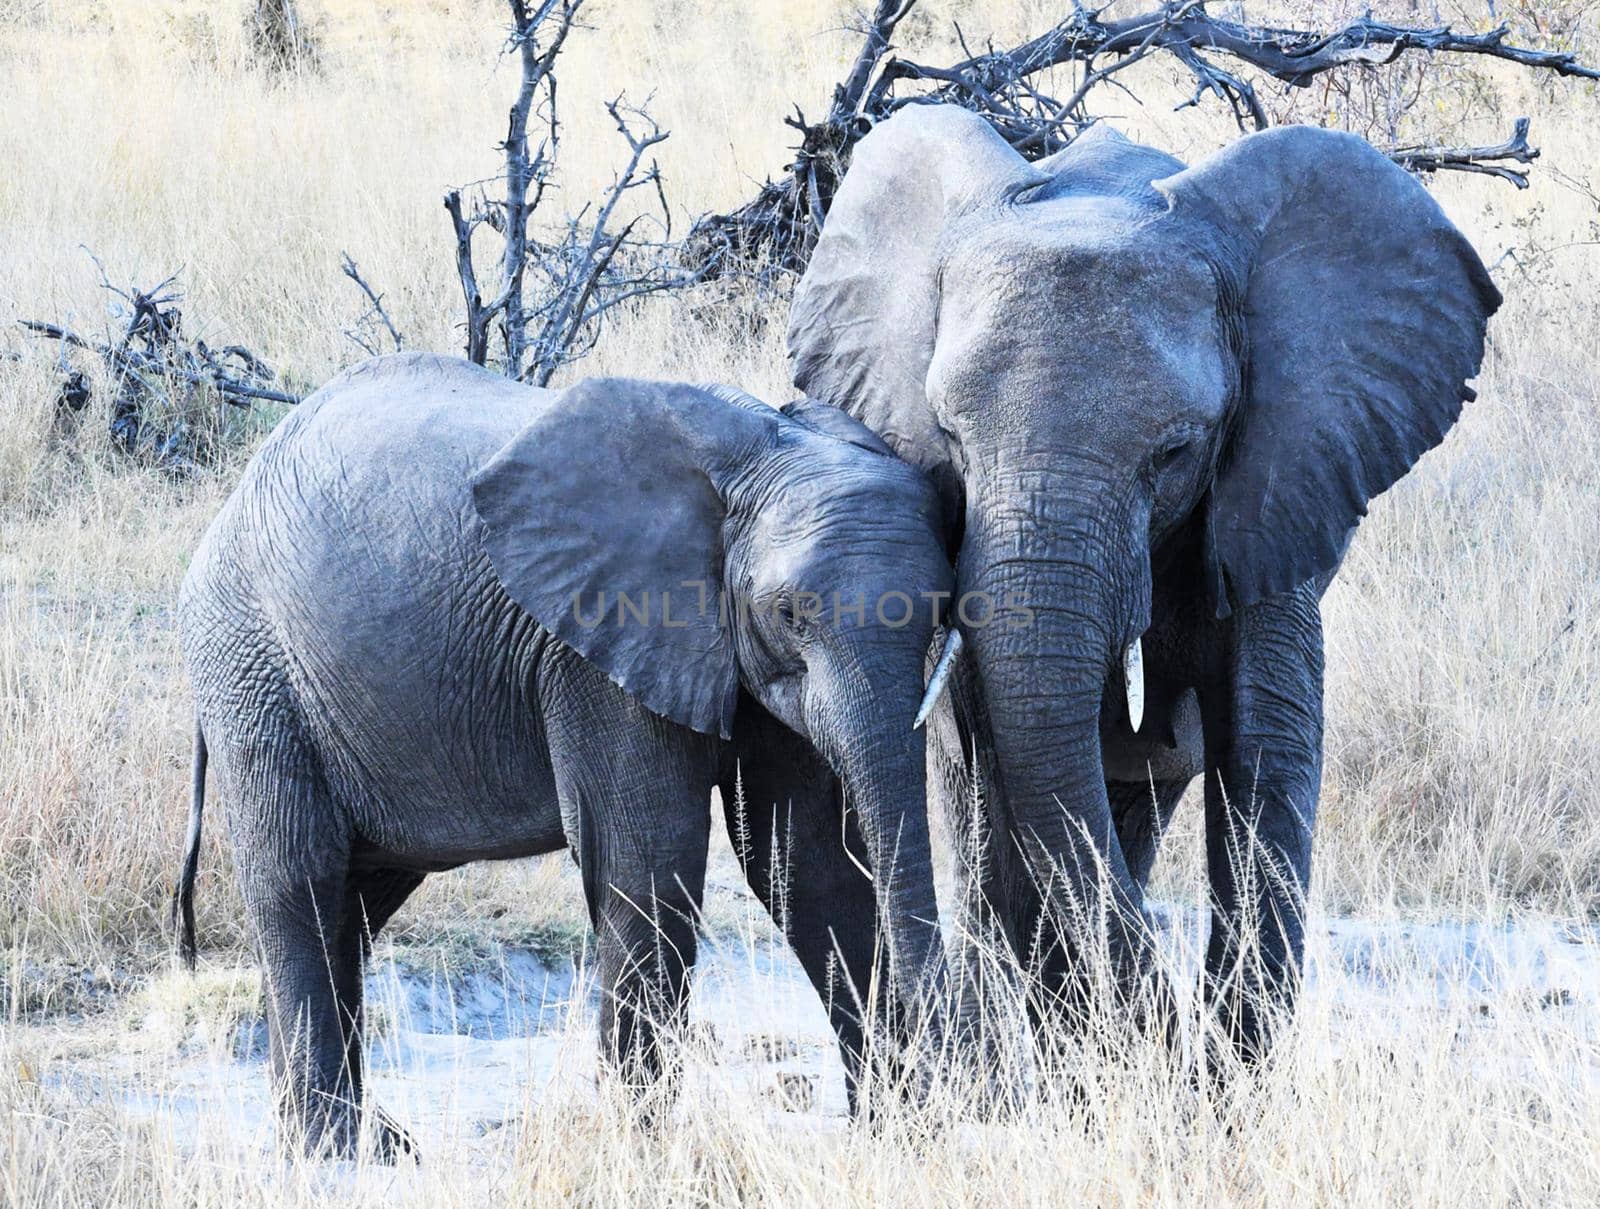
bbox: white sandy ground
[11,901,1599,1197]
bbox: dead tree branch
[1388,117,1539,189]
[495,0,578,373]
[893,7,1600,111]
[686,0,919,276]
[443,0,701,384]
[339,252,405,354]
[516,97,702,386]
[444,187,495,366]
[690,1,1600,277]
[444,0,583,370]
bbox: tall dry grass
[5,901,1600,1207]
[1,2,1600,1201]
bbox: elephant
[173,352,955,1158]
[788,108,1500,1064]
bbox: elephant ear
[787,104,1047,492]
[471,378,775,738]
[1156,127,1501,615]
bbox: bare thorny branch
[689,0,1600,276]
[340,253,405,355]
[445,0,703,385]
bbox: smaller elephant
[174,354,954,1158]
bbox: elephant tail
[172,719,207,971]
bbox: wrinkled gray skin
[789,109,1500,1063]
[176,354,952,1158]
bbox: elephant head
[789,107,1499,1007]
[470,378,953,1014]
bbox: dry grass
[2,0,1599,1203]
[5,909,1599,1207]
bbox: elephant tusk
[1124,636,1145,733]
[913,629,964,730]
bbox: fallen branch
[690,2,1600,276]
[16,251,296,466]
[16,320,297,408]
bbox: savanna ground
[2,0,1600,1204]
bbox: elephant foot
[288,1100,419,1165]
[369,1105,421,1165]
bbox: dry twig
[1388,117,1540,189]
[340,253,405,355]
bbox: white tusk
[913,629,964,730]
[1124,636,1145,733]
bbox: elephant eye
[763,590,810,638]
[782,593,819,637]
[769,589,796,624]
[1154,438,1191,471]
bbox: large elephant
[788,109,1500,1061]
[174,353,953,1157]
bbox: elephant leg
[1104,777,1191,1053]
[1106,777,1188,891]
[255,881,362,1158]
[717,715,884,1108]
[580,807,709,1094]
[542,683,715,1097]
[337,866,427,1160]
[348,867,427,957]
[1199,585,1324,1065]
[220,725,364,1159]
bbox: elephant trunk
[958,464,1159,1028]
[818,644,950,1048]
